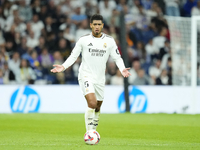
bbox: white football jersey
[62,32,125,84]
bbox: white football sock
[85,107,95,131]
[93,111,100,130]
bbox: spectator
[126,24,137,48]
[110,69,124,85]
[4,5,19,32]
[164,0,180,16]
[99,0,116,24]
[85,0,98,18]
[0,68,4,84]
[107,61,117,76]
[75,19,90,41]
[4,23,16,46]
[28,50,42,79]
[46,32,57,53]
[108,9,120,28]
[25,22,32,35]
[135,5,149,31]
[149,59,162,78]
[133,68,149,85]
[0,46,9,62]
[71,56,81,83]
[151,16,167,34]
[2,0,12,18]
[5,40,16,57]
[156,69,169,85]
[53,5,66,28]
[32,0,41,15]
[38,47,54,69]
[47,0,56,17]
[145,2,159,19]
[26,31,39,48]
[0,30,5,47]
[51,0,63,6]
[59,17,76,36]
[130,0,142,16]
[161,49,171,70]
[15,59,36,84]
[63,25,75,44]
[166,57,172,85]
[105,68,111,84]
[127,47,135,66]
[159,40,170,60]
[0,51,6,70]
[53,72,65,84]
[70,0,86,13]
[39,5,48,23]
[64,66,77,84]
[109,26,118,40]
[3,62,15,84]
[44,16,57,34]
[18,0,32,22]
[18,36,28,56]
[13,16,27,36]
[0,6,6,30]
[145,38,159,62]
[183,0,197,17]
[57,38,71,59]
[53,51,64,65]
[152,27,167,54]
[142,0,154,10]
[33,36,45,53]
[60,0,73,16]
[116,0,127,12]
[142,20,158,45]
[71,6,87,26]
[30,14,44,39]
[191,0,200,15]
[128,60,141,84]
[28,50,40,70]
[154,0,165,14]
[133,41,145,61]
[21,47,33,60]
[14,32,21,48]
[8,51,20,75]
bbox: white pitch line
[0,143,199,146]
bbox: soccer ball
[84,130,100,145]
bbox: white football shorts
[78,76,104,101]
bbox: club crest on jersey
[103,43,107,48]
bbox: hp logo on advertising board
[118,87,148,113]
[10,86,40,113]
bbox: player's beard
[94,29,102,36]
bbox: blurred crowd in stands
[0,0,198,85]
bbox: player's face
[90,20,104,37]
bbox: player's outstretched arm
[122,68,131,78]
[50,64,65,73]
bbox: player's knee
[88,101,97,109]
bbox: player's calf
[93,101,102,130]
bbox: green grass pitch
[0,114,200,150]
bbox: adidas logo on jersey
[88,43,93,46]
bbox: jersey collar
[91,32,105,39]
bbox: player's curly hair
[90,14,103,23]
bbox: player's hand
[50,64,65,73]
[122,68,131,78]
